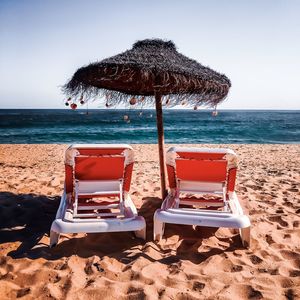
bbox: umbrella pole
[155,92,167,199]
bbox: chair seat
[179,196,224,207]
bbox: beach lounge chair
[153,147,251,247]
[50,144,146,247]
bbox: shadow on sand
[0,191,59,258]
[0,192,242,264]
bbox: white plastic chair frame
[49,144,146,247]
[154,148,251,248]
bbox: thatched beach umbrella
[63,39,231,198]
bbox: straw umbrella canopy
[63,39,231,198]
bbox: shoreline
[0,144,299,299]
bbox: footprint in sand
[84,279,95,288]
[266,234,275,245]
[285,289,296,300]
[192,281,205,292]
[249,255,263,265]
[158,288,166,298]
[280,278,294,288]
[293,221,299,228]
[16,288,31,298]
[231,265,243,272]
[268,215,289,227]
[258,268,278,275]
[283,200,294,208]
[246,286,263,300]
[126,286,146,299]
[289,270,300,277]
[280,250,300,268]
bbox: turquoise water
[0,109,299,144]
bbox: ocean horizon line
[1,108,300,112]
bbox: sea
[0,109,299,144]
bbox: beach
[0,144,300,300]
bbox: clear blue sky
[0,0,299,109]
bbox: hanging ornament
[65,102,69,106]
[123,115,129,121]
[181,100,187,106]
[193,105,198,110]
[79,95,84,105]
[129,97,137,105]
[67,97,72,102]
[105,102,110,108]
[70,103,77,110]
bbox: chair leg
[134,227,146,240]
[50,230,60,248]
[153,220,164,241]
[240,227,251,248]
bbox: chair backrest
[64,144,134,194]
[74,156,125,180]
[166,147,238,193]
